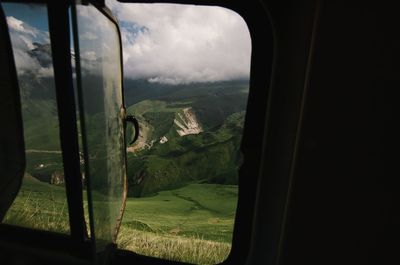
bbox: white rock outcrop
[174,108,202,136]
[160,136,168,144]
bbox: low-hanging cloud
[106,1,251,84]
[6,16,53,78]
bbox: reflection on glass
[2,3,69,233]
[74,4,126,251]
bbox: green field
[3,174,70,233]
[4,177,237,264]
[119,183,237,264]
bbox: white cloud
[6,16,49,42]
[5,4,252,84]
[106,0,251,84]
[80,31,98,40]
[6,16,53,77]
[75,5,122,77]
[38,66,54,77]
[82,51,97,61]
[7,16,36,37]
[6,16,25,31]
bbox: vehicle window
[1,3,69,234]
[73,3,126,251]
[107,1,251,264]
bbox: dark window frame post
[48,0,87,245]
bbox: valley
[124,79,248,197]
[5,64,249,263]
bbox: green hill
[124,80,248,197]
[17,73,249,197]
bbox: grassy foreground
[118,227,232,264]
[3,174,70,233]
[4,178,237,264]
[118,184,237,264]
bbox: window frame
[0,0,275,264]
[0,0,126,261]
[70,0,128,257]
[112,1,274,265]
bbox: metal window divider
[47,0,89,258]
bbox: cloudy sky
[107,0,251,84]
[2,2,251,84]
[2,3,52,77]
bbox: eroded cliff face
[174,108,202,136]
[127,107,202,153]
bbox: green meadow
[118,183,237,264]
[3,174,70,233]
[4,176,237,264]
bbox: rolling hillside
[123,80,249,197]
[16,71,249,197]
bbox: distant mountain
[15,43,64,185]
[124,79,249,197]
[124,79,249,105]
[124,79,249,129]
[28,42,52,68]
[18,42,55,101]
[16,42,59,152]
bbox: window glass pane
[1,3,69,234]
[74,4,126,251]
[69,7,92,238]
[106,1,251,264]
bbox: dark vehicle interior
[0,0,396,265]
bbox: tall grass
[117,226,232,265]
[3,190,70,233]
[3,180,235,265]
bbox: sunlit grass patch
[3,177,70,233]
[118,183,237,264]
[117,226,231,265]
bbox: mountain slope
[124,80,249,197]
